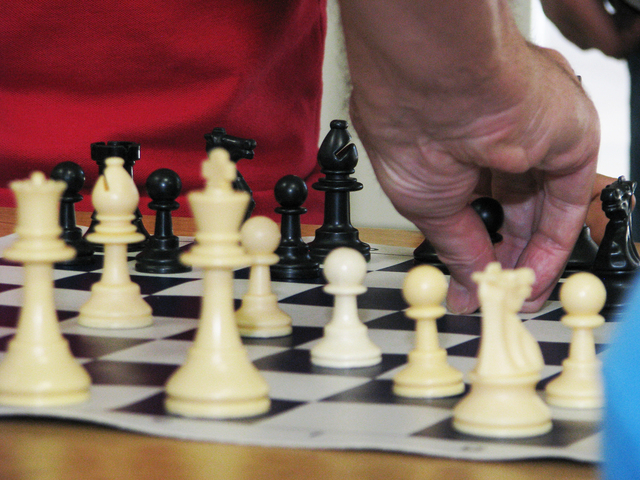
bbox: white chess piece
[0,172,91,406]
[165,149,270,418]
[78,157,152,328]
[236,216,292,337]
[453,263,552,438]
[393,265,464,398]
[545,272,606,409]
[310,247,382,368]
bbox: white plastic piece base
[165,345,270,418]
[78,275,153,329]
[311,321,383,368]
[453,372,552,438]
[0,336,91,407]
[393,349,465,398]
[236,293,293,338]
[545,358,603,409]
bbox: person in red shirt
[0,0,327,222]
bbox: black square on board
[412,418,599,448]
[116,391,305,423]
[83,360,178,386]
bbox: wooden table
[0,207,598,480]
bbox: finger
[517,167,597,311]
[413,206,497,314]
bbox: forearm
[338,0,530,115]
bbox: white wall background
[321,0,631,230]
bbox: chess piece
[205,127,257,220]
[0,172,91,406]
[307,120,371,263]
[135,168,191,274]
[471,197,504,243]
[592,176,640,316]
[78,157,153,329]
[310,247,382,368]
[236,216,293,337]
[565,225,599,273]
[165,148,270,418]
[85,141,149,251]
[270,175,320,281]
[414,197,504,268]
[545,272,606,408]
[393,265,464,398]
[50,161,96,268]
[453,263,552,438]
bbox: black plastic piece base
[270,257,320,281]
[593,270,639,319]
[412,239,448,273]
[565,225,599,274]
[55,228,98,270]
[308,228,370,264]
[135,237,191,274]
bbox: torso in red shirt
[0,0,326,221]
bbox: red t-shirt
[0,0,327,222]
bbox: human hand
[540,0,640,58]
[339,0,600,314]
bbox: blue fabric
[603,275,640,479]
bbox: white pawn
[0,172,91,406]
[236,216,292,337]
[393,265,464,398]
[310,247,382,368]
[78,157,152,329]
[545,272,606,409]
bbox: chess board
[0,234,614,463]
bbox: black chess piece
[85,141,150,251]
[414,197,504,270]
[307,120,371,263]
[470,197,504,243]
[205,128,257,220]
[50,161,97,269]
[135,169,191,274]
[270,175,320,281]
[565,225,599,274]
[592,176,640,317]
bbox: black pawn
[84,141,150,251]
[413,197,504,269]
[307,120,370,263]
[270,175,320,281]
[592,176,640,317]
[470,197,504,243]
[51,161,97,269]
[205,128,257,220]
[135,169,191,274]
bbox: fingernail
[446,280,478,314]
